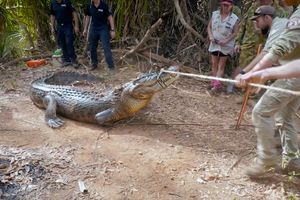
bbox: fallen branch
[140,51,176,65]
[139,51,195,73]
[174,0,205,42]
[178,44,197,54]
[191,13,208,26]
[120,18,162,60]
[0,53,52,69]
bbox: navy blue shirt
[85,1,112,28]
[50,0,75,25]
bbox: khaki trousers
[252,78,300,166]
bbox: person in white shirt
[207,0,239,92]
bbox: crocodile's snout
[167,65,179,72]
[158,65,179,79]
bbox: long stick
[235,43,263,130]
[235,86,251,130]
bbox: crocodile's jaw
[137,78,175,96]
[120,92,152,115]
[129,66,179,99]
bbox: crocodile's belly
[31,86,113,123]
[55,95,111,123]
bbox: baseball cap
[250,5,276,20]
[220,0,234,5]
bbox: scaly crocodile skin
[30,66,179,128]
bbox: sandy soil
[0,60,300,200]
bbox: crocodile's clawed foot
[46,117,64,128]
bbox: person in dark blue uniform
[83,0,115,71]
[50,0,79,68]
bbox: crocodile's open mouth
[156,65,179,88]
[133,65,179,86]
[157,65,179,79]
[129,65,179,99]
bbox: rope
[161,69,300,96]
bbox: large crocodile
[30,66,179,128]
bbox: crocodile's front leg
[43,94,64,128]
[95,108,118,125]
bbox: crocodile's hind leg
[95,108,117,126]
[43,94,64,128]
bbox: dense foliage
[0,0,247,70]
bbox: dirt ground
[0,59,300,200]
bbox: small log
[139,51,195,73]
[140,51,176,65]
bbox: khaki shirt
[265,5,300,64]
[263,17,289,52]
[236,1,291,49]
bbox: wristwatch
[240,70,246,75]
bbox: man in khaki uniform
[227,0,289,93]
[234,0,289,72]
[237,6,288,73]
[240,58,300,79]
[236,0,300,177]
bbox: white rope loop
[161,69,300,96]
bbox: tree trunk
[210,0,219,13]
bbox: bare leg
[216,56,228,78]
[211,55,219,77]
[212,56,227,90]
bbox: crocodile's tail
[43,70,103,86]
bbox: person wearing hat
[227,0,289,94]
[234,58,300,81]
[236,0,300,178]
[237,5,288,73]
[207,0,239,93]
